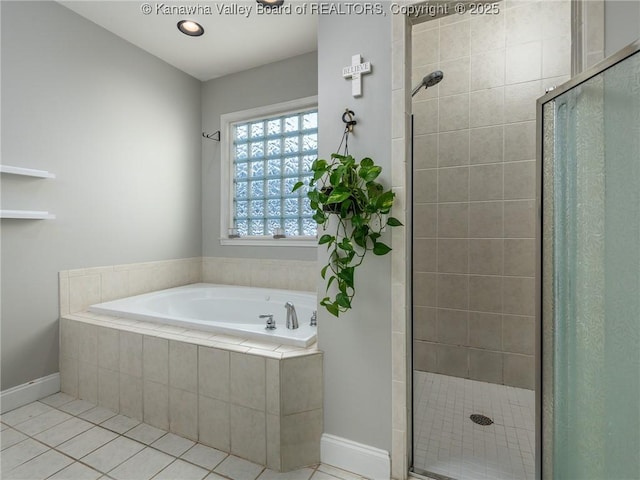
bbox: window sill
[219,236,318,247]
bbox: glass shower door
[541,42,640,479]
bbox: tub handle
[260,314,276,330]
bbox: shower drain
[470,413,494,426]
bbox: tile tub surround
[1,396,365,480]
[59,313,323,472]
[411,0,572,389]
[59,256,318,318]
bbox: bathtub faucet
[284,302,299,330]
[260,314,276,330]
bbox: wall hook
[202,131,220,141]
[342,109,356,132]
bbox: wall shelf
[0,165,56,178]
[1,210,56,220]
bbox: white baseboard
[321,433,390,480]
[0,373,60,414]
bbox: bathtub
[89,283,317,347]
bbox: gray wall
[1,1,202,390]
[201,52,318,261]
[317,13,392,451]
[605,0,640,56]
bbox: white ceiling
[59,1,318,81]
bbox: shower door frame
[537,38,640,480]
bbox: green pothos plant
[293,153,402,317]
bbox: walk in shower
[410,1,571,478]
[540,40,640,480]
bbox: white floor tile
[154,459,209,480]
[1,428,28,450]
[13,409,73,436]
[59,399,97,416]
[124,423,165,445]
[79,407,117,425]
[58,426,118,459]
[100,415,140,434]
[214,455,264,480]
[4,449,73,480]
[181,444,227,470]
[1,438,49,474]
[49,462,103,480]
[205,474,228,480]
[34,417,93,447]
[82,436,145,473]
[316,465,365,480]
[41,392,76,408]
[108,447,174,480]
[2,402,52,426]
[258,467,315,480]
[151,432,195,457]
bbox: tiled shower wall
[411,0,571,389]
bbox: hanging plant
[293,148,402,317]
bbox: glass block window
[231,109,318,237]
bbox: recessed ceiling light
[177,20,204,37]
[257,0,284,6]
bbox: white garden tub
[89,283,317,347]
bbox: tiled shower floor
[413,372,535,480]
[0,393,367,480]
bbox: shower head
[411,70,444,97]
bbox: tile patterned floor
[413,372,535,480]
[0,393,368,480]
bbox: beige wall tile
[468,312,503,350]
[414,239,437,272]
[230,353,266,412]
[437,239,469,273]
[413,341,437,372]
[281,354,323,416]
[230,405,266,465]
[98,327,119,372]
[169,388,198,441]
[542,0,571,40]
[143,336,168,385]
[266,359,280,416]
[470,13,505,55]
[414,272,437,307]
[437,274,468,310]
[413,169,437,203]
[413,28,440,66]
[503,353,534,389]
[469,275,503,313]
[503,315,535,354]
[471,49,505,91]
[169,341,197,393]
[198,347,229,402]
[469,239,504,276]
[413,134,438,170]
[470,164,503,201]
[438,203,469,238]
[144,380,169,431]
[469,201,503,238]
[470,126,504,164]
[504,200,536,238]
[504,81,542,123]
[439,57,470,96]
[469,349,503,383]
[78,362,98,404]
[98,368,119,412]
[119,374,143,421]
[59,273,70,316]
[543,35,571,78]
[198,396,229,451]
[119,332,142,378]
[266,414,281,471]
[414,307,437,342]
[413,204,437,238]
[60,356,78,397]
[69,274,101,313]
[505,2,542,45]
[78,324,98,366]
[436,344,468,377]
[438,130,470,167]
[503,276,535,315]
[505,122,536,162]
[440,20,470,61]
[470,87,504,128]
[280,409,322,471]
[437,309,468,345]
[101,270,129,303]
[438,166,469,202]
[506,41,542,84]
[439,94,470,132]
[504,239,535,276]
[60,319,80,360]
[413,99,439,135]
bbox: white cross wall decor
[342,54,372,97]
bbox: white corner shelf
[0,165,56,178]
[1,210,56,220]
